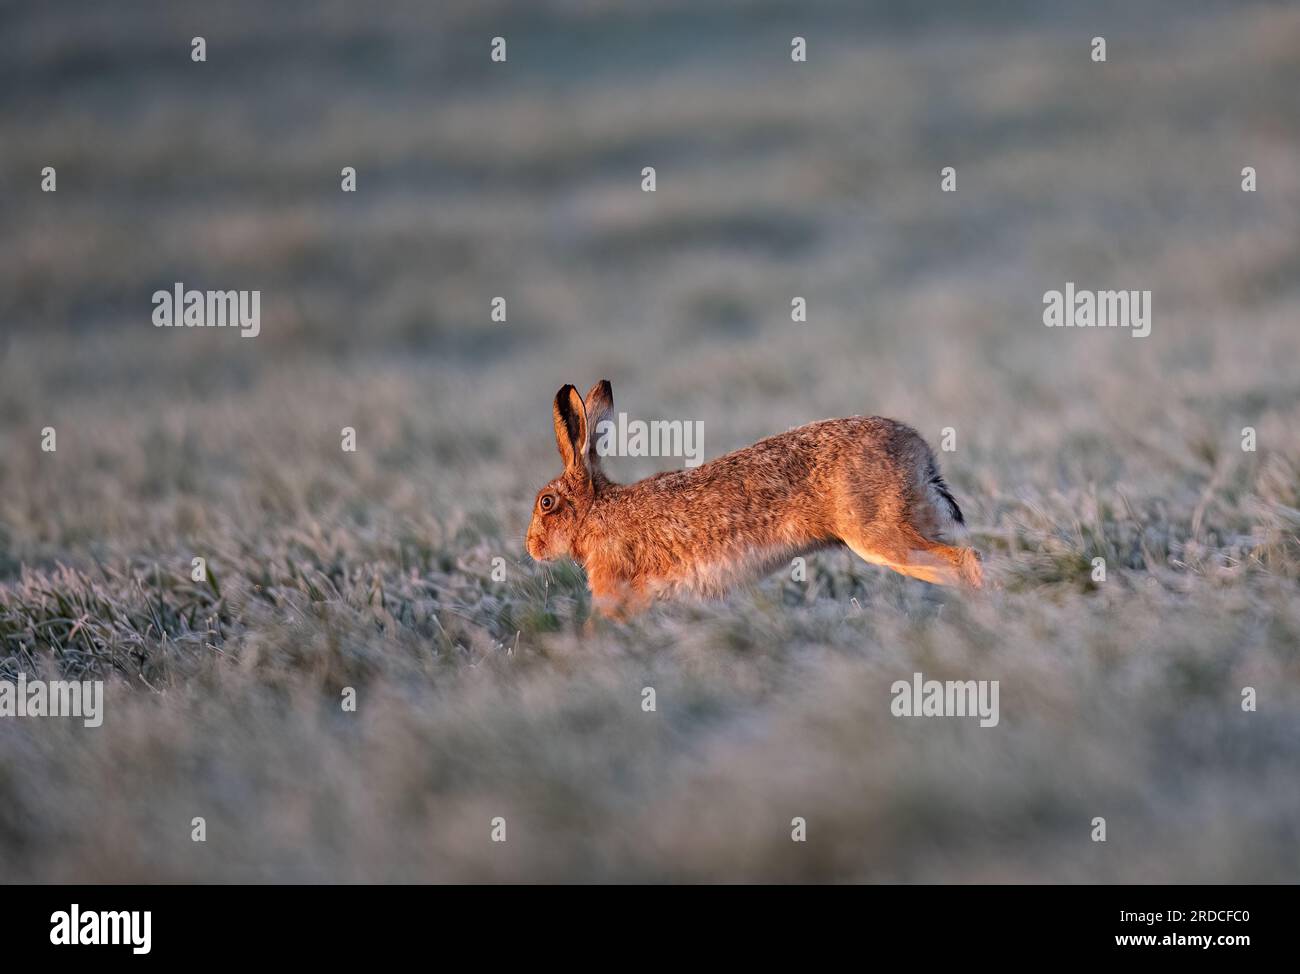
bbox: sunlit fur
[527,380,983,618]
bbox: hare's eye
[540,494,556,512]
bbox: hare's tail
[921,459,982,587]
[928,470,964,527]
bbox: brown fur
[526,380,983,618]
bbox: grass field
[2,0,1299,882]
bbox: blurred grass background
[1,0,1299,881]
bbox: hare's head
[526,380,614,561]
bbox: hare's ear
[584,380,614,432]
[583,380,614,474]
[552,384,589,473]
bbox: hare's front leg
[587,571,650,622]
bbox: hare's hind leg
[840,524,982,588]
[922,541,983,588]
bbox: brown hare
[526,381,983,619]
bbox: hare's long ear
[552,384,589,474]
[583,380,614,476]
